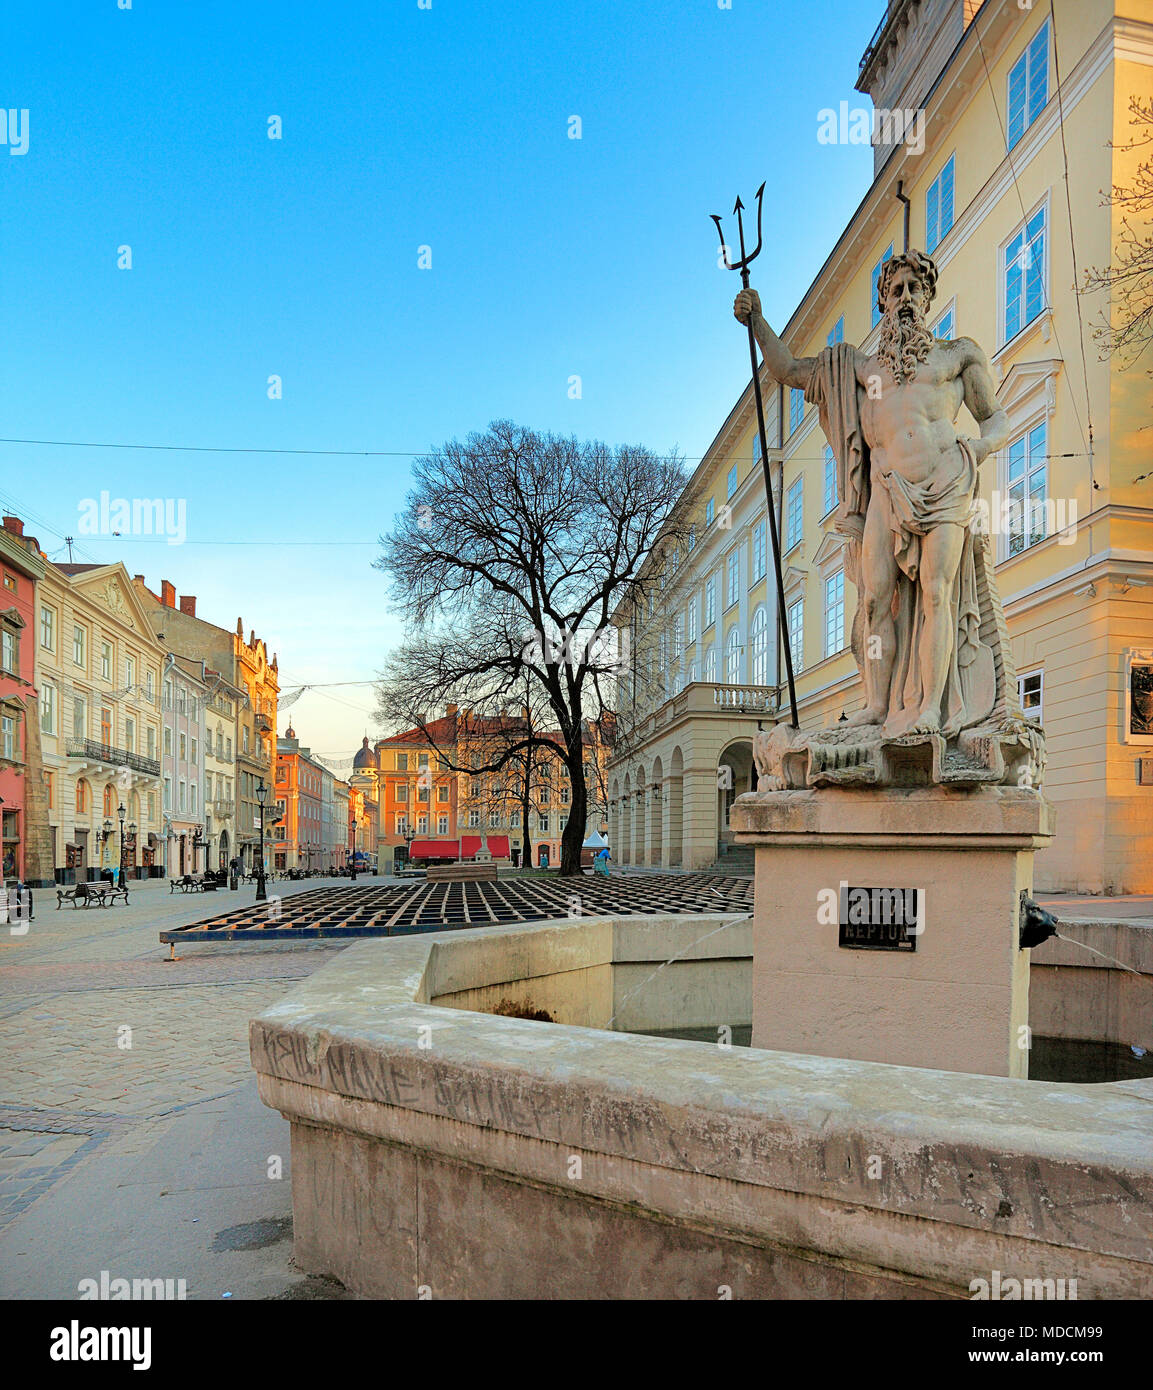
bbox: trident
[711,184,799,729]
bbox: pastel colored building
[161,655,208,876]
[610,0,1153,891]
[273,725,329,871]
[0,517,48,884]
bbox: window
[510,810,521,828]
[243,726,249,753]
[437,784,448,802]
[101,642,112,680]
[469,809,479,828]
[2,572,14,592]
[925,155,954,254]
[179,781,187,812]
[126,656,135,688]
[394,752,408,771]
[191,738,197,763]
[725,627,743,685]
[76,779,88,814]
[1008,20,1048,150]
[417,814,428,834]
[827,316,844,346]
[1018,671,1043,724]
[560,785,570,804]
[147,727,155,759]
[164,727,172,757]
[395,814,408,835]
[703,646,716,683]
[418,753,429,769]
[163,776,172,810]
[146,670,154,701]
[1004,204,1046,343]
[538,814,549,834]
[179,732,187,761]
[823,446,839,517]
[103,784,114,818]
[540,787,550,805]
[418,784,430,802]
[1,627,17,674]
[191,784,198,814]
[1,714,13,761]
[40,606,54,651]
[705,576,716,628]
[40,683,54,733]
[726,465,738,499]
[789,387,804,434]
[438,814,449,835]
[871,244,894,327]
[750,606,769,686]
[687,600,697,646]
[785,476,803,551]
[933,304,955,341]
[163,680,173,710]
[788,598,805,674]
[726,550,740,608]
[688,523,696,551]
[489,810,501,829]
[225,737,232,760]
[1007,421,1048,556]
[73,626,86,667]
[705,498,715,527]
[125,718,135,752]
[101,708,111,745]
[824,571,845,657]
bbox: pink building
[1,517,48,884]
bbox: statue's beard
[877,304,935,383]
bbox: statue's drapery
[804,345,996,738]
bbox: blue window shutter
[1028,23,1049,125]
[940,157,954,240]
[1008,54,1027,149]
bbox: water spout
[606,917,748,1032]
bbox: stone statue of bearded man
[735,250,1040,788]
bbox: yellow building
[38,561,165,880]
[610,0,1153,892]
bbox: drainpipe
[895,179,911,254]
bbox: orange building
[371,707,611,871]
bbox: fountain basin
[250,914,1153,1299]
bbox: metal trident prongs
[711,184,799,728]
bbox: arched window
[750,606,769,687]
[103,784,114,817]
[702,647,716,683]
[75,779,88,814]
[725,627,743,685]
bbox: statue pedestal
[730,786,1055,1078]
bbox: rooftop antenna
[65,536,74,562]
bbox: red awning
[461,835,510,858]
[408,836,511,860]
[409,838,457,860]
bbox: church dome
[353,736,374,770]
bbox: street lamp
[128,821,137,880]
[350,816,358,881]
[255,778,268,902]
[117,802,126,889]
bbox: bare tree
[1084,95,1153,374]
[374,420,687,875]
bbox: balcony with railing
[66,738,161,778]
[212,798,234,820]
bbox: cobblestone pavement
[0,875,369,1299]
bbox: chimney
[161,580,176,609]
[446,703,459,717]
[179,595,197,617]
[2,515,24,536]
[134,573,144,583]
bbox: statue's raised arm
[733,288,817,391]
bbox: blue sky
[0,0,881,759]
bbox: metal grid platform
[159,874,753,953]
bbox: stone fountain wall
[250,916,1153,1300]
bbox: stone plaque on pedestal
[730,786,1054,1078]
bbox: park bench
[57,881,129,909]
